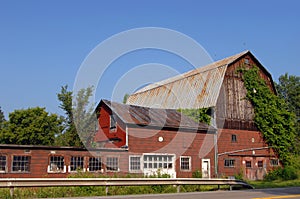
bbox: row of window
[0,154,192,173]
[224,159,279,168]
[0,155,118,173]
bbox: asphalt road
[52,187,300,199]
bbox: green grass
[248,178,300,189]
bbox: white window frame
[106,156,119,172]
[0,155,7,173]
[87,157,103,172]
[69,156,85,172]
[180,156,191,171]
[47,155,66,173]
[11,155,31,173]
[129,155,142,172]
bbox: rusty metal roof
[101,99,214,131]
[127,50,250,109]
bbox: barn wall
[128,127,216,178]
[95,104,127,147]
[0,147,129,178]
[216,54,275,130]
[217,128,278,180]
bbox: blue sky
[0,0,299,118]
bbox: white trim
[202,159,211,178]
[180,156,191,171]
[129,155,142,173]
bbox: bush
[264,166,298,181]
[192,170,202,178]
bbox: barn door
[202,159,210,178]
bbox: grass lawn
[248,178,300,189]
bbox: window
[244,58,250,65]
[48,156,65,172]
[0,155,7,172]
[70,156,84,172]
[180,156,191,171]
[110,114,116,130]
[224,159,235,167]
[245,161,252,168]
[270,159,279,166]
[231,134,237,142]
[12,156,30,172]
[258,161,263,168]
[129,156,141,172]
[88,157,102,172]
[106,157,119,171]
[143,154,174,169]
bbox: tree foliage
[0,107,62,145]
[238,66,296,165]
[56,85,96,147]
[275,73,300,152]
[177,108,211,125]
[0,106,5,128]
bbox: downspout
[211,107,219,178]
[125,125,129,150]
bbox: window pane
[49,156,64,172]
[0,156,6,172]
[130,156,141,171]
[12,156,30,172]
[107,157,119,171]
[88,157,102,172]
[70,156,84,171]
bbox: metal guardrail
[0,178,254,197]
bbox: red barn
[126,50,279,180]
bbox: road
[52,187,300,199]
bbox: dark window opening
[231,134,237,142]
[88,157,102,172]
[70,156,84,171]
[0,156,7,172]
[246,161,252,168]
[12,156,30,172]
[224,159,235,167]
[110,115,116,130]
[258,161,263,168]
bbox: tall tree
[0,107,62,145]
[57,85,96,147]
[276,73,300,152]
[0,106,5,128]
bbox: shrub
[192,170,202,178]
[264,166,298,181]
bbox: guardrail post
[229,185,233,191]
[105,186,109,196]
[176,185,180,193]
[10,187,14,198]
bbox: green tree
[56,85,96,147]
[0,107,62,145]
[276,73,300,146]
[0,106,5,128]
[123,93,129,104]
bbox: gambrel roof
[126,50,274,109]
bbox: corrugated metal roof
[127,50,249,109]
[101,99,214,131]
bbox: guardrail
[0,178,254,197]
